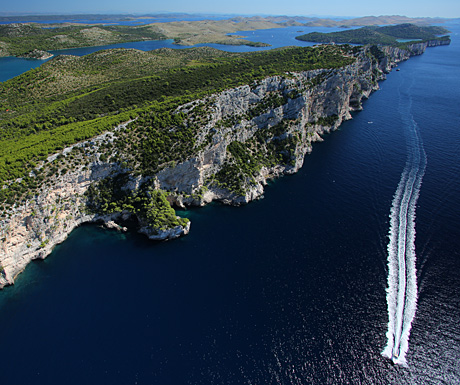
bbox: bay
[0,26,349,82]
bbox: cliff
[405,38,451,55]
[0,44,430,288]
[0,122,190,287]
[378,38,450,72]
[158,55,381,207]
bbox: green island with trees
[0,23,167,57]
[295,23,450,46]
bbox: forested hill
[0,23,167,57]
[0,44,356,214]
[295,23,450,45]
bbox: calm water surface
[0,22,459,385]
[0,25,349,80]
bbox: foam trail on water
[382,80,426,366]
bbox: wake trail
[382,77,426,366]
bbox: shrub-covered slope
[296,23,450,45]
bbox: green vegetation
[0,18,294,58]
[39,238,49,248]
[0,23,166,57]
[378,24,448,39]
[0,42,361,226]
[313,115,339,127]
[0,44,355,194]
[85,173,189,231]
[214,117,300,195]
[295,23,450,46]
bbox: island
[1,16,450,59]
[0,18,295,58]
[303,15,449,28]
[0,19,451,288]
[295,23,451,46]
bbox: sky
[1,0,459,19]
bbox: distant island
[0,23,165,57]
[303,15,449,27]
[296,23,451,46]
[0,18,288,57]
[0,15,454,58]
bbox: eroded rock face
[0,46,412,288]
[157,49,385,206]
[0,162,113,287]
[139,221,191,241]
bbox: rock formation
[0,42,439,288]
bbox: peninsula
[0,19,451,288]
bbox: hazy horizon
[0,12,458,21]
[1,0,459,19]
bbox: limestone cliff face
[0,162,109,287]
[156,49,383,206]
[0,45,416,288]
[379,38,450,72]
[0,127,190,288]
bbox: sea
[0,20,459,385]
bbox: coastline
[0,41,444,289]
[17,49,54,60]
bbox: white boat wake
[382,81,426,366]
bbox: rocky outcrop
[139,221,191,241]
[0,44,426,288]
[426,39,451,47]
[18,49,54,60]
[103,220,127,232]
[379,46,412,71]
[405,39,450,56]
[0,162,111,287]
[0,123,187,288]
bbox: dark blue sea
[0,21,459,384]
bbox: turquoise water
[48,39,179,56]
[0,22,459,384]
[0,40,179,82]
[0,56,49,82]
[396,38,423,42]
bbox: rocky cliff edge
[0,44,435,288]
